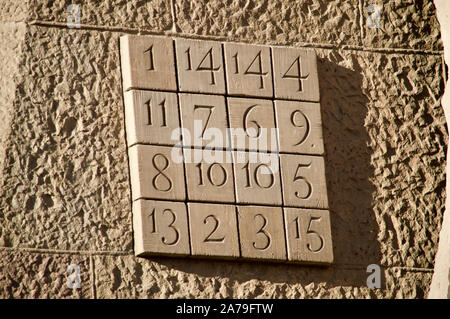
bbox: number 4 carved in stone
[282,56,309,91]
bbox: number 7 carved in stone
[194,105,215,138]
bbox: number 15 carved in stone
[175,39,226,94]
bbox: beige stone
[227,97,278,152]
[174,0,361,47]
[120,35,177,92]
[27,0,174,31]
[280,154,328,209]
[237,205,286,261]
[0,0,445,298]
[362,0,442,51]
[124,90,180,146]
[233,151,282,205]
[284,207,333,264]
[175,38,225,94]
[429,0,450,299]
[128,145,186,201]
[272,46,320,102]
[188,202,239,258]
[133,199,190,256]
[224,42,273,98]
[183,149,235,203]
[179,93,229,148]
[0,250,92,299]
[274,100,324,155]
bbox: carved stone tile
[233,151,282,205]
[128,145,186,201]
[175,38,226,94]
[120,35,333,265]
[224,42,273,98]
[120,35,177,92]
[124,90,181,146]
[274,100,324,155]
[227,97,278,152]
[284,208,333,264]
[272,46,320,102]
[183,149,235,203]
[179,93,229,148]
[188,203,240,258]
[280,154,328,209]
[133,199,190,256]
[237,205,287,261]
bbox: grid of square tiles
[120,35,333,264]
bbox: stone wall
[0,0,446,298]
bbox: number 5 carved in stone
[293,162,312,199]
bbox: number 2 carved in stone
[203,215,225,242]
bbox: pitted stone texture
[0,249,92,298]
[362,0,442,51]
[175,0,361,46]
[0,1,28,22]
[314,48,446,269]
[0,23,26,189]
[27,0,173,31]
[0,27,133,251]
[93,255,431,298]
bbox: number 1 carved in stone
[144,45,155,71]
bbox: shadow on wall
[138,56,381,291]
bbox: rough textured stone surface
[0,249,92,298]
[0,22,26,189]
[362,0,442,51]
[0,27,133,251]
[316,49,446,269]
[175,0,361,46]
[28,0,173,31]
[0,1,28,22]
[94,255,432,298]
[429,0,450,299]
[0,0,446,299]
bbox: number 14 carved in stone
[232,51,268,89]
[185,47,220,85]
